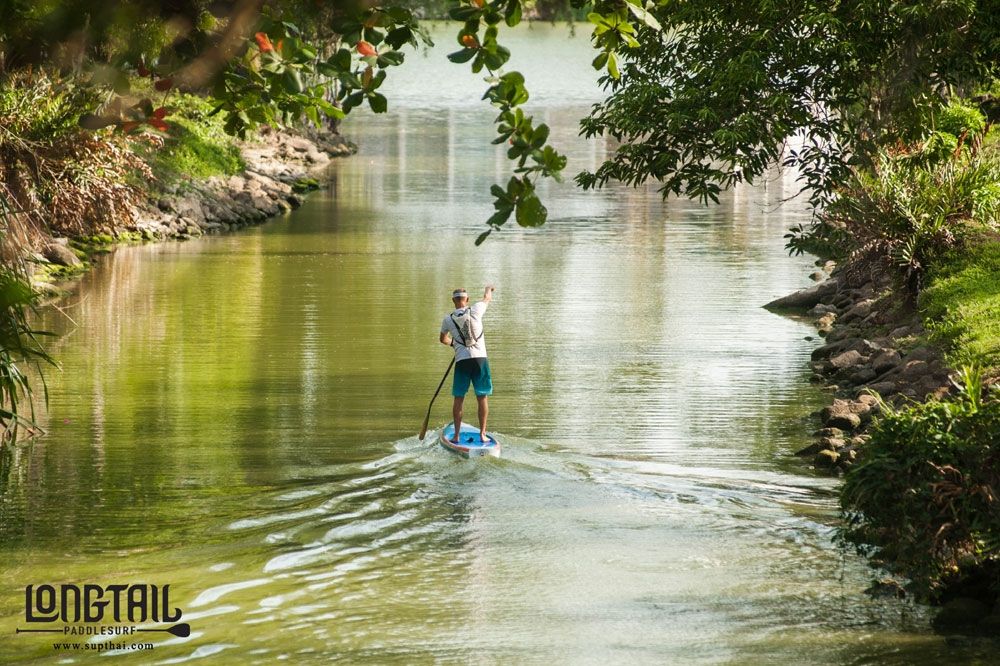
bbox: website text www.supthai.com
[51,626,154,651]
[52,640,155,652]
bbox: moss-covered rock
[291,177,320,193]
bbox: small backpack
[449,307,482,348]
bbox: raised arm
[482,284,495,303]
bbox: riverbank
[29,124,355,295]
[771,249,1000,632]
[761,93,1000,633]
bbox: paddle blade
[418,416,430,441]
[167,623,191,638]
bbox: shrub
[840,370,1000,600]
[0,266,55,443]
[816,146,1000,293]
[0,71,149,254]
[0,71,101,141]
[936,99,987,138]
[786,96,995,271]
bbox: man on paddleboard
[439,285,495,443]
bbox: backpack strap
[449,312,467,347]
[449,307,482,348]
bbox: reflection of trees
[6,236,268,545]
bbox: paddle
[419,357,455,441]
[17,623,191,638]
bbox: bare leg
[476,395,489,442]
[451,397,464,442]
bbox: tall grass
[785,98,999,293]
[0,265,55,443]
[813,141,1000,293]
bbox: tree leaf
[449,6,482,21]
[531,123,550,148]
[505,1,522,27]
[282,69,304,93]
[328,49,352,72]
[447,48,477,64]
[487,209,513,226]
[368,93,388,113]
[515,194,547,227]
[626,2,662,31]
[377,51,405,67]
[385,26,414,49]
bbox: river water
[0,23,983,665]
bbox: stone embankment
[33,127,355,283]
[766,265,955,473]
[135,128,354,240]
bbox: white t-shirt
[441,301,488,361]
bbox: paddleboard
[439,423,501,458]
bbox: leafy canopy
[2,0,997,234]
[0,0,664,238]
[578,0,1000,208]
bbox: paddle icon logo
[15,584,189,653]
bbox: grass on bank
[137,92,246,186]
[921,237,1000,370]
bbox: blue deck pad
[442,423,497,447]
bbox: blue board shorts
[453,357,493,397]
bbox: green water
[0,23,989,664]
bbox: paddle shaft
[419,357,455,440]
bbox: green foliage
[4,1,998,235]
[975,78,1000,97]
[1,1,661,238]
[0,71,150,245]
[840,371,1000,600]
[0,0,186,71]
[211,16,355,137]
[142,94,244,183]
[804,142,1000,293]
[388,0,583,21]
[936,99,988,137]
[0,71,101,142]
[578,1,1000,207]
[784,219,852,262]
[921,238,1000,368]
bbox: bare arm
[440,331,453,346]
[483,284,495,303]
